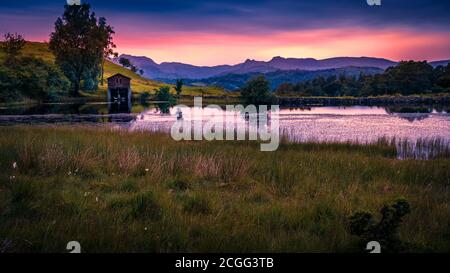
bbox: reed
[0,126,448,253]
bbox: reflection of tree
[385,106,432,114]
[385,106,434,122]
[155,103,171,115]
[396,114,431,122]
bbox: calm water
[1,102,449,158]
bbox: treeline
[118,57,144,76]
[275,61,450,97]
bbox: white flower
[9,176,15,180]
[12,162,18,169]
[144,227,148,231]
[95,197,99,202]
[145,168,149,172]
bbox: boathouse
[107,73,132,103]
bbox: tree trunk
[72,81,80,97]
[101,58,105,86]
[72,74,81,97]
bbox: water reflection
[1,103,449,149]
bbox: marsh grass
[0,126,449,252]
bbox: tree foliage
[155,86,175,104]
[99,17,117,86]
[240,75,274,103]
[119,57,131,68]
[49,3,115,96]
[0,56,70,102]
[2,33,26,62]
[349,199,411,253]
[175,79,183,96]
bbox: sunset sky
[1,0,449,66]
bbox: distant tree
[50,3,115,96]
[139,69,145,76]
[275,82,294,96]
[119,57,131,68]
[2,32,26,63]
[130,65,138,73]
[240,75,274,104]
[435,64,450,90]
[383,61,434,95]
[155,86,175,103]
[175,79,183,96]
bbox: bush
[155,86,175,104]
[140,92,151,103]
[349,199,411,253]
[0,56,69,102]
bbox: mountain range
[119,54,450,81]
[181,67,384,91]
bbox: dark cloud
[1,0,449,36]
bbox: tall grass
[0,126,449,253]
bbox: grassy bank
[0,41,228,100]
[0,126,449,253]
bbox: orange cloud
[113,27,450,66]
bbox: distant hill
[430,60,450,67]
[121,54,450,81]
[120,55,395,80]
[119,54,234,79]
[181,67,384,91]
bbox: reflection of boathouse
[107,73,132,114]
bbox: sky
[0,0,449,66]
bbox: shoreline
[2,94,450,108]
[277,94,450,107]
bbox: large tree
[49,3,115,96]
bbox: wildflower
[144,227,148,231]
[68,171,72,176]
[12,162,18,169]
[96,197,99,202]
[145,168,149,172]
[9,176,15,180]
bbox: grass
[0,126,449,253]
[0,41,228,98]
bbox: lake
[1,102,449,158]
